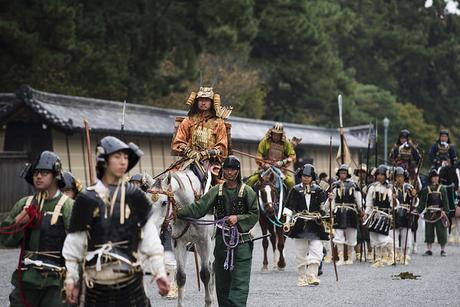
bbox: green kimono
[0,193,74,307]
[417,184,449,245]
[246,137,296,190]
[177,182,259,307]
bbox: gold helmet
[266,122,287,142]
[196,87,214,99]
[186,87,222,117]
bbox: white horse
[161,168,216,307]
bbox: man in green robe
[246,122,296,191]
[177,155,259,307]
[418,168,449,256]
[0,151,74,306]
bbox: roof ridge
[24,86,186,115]
[15,86,370,132]
[5,86,369,148]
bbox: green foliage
[1,0,459,150]
[250,1,349,123]
[0,0,78,93]
[151,53,266,119]
[338,0,460,142]
[342,83,437,149]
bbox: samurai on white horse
[154,160,218,307]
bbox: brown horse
[256,171,286,272]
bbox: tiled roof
[0,85,369,148]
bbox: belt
[86,241,138,272]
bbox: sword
[23,258,65,272]
[239,233,272,244]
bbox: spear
[391,163,397,266]
[403,153,423,264]
[232,149,296,174]
[365,122,372,185]
[338,95,345,165]
[374,119,378,168]
[84,119,96,185]
[121,99,126,133]
[328,136,339,281]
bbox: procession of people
[1,86,459,307]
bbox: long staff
[328,136,339,281]
[84,119,96,185]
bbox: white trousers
[333,228,358,246]
[452,217,460,239]
[369,232,392,248]
[294,238,323,275]
[165,250,177,266]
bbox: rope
[257,195,283,227]
[180,216,240,271]
[420,207,449,225]
[0,195,44,307]
[0,204,42,234]
[258,167,285,227]
[283,211,327,232]
[185,173,201,200]
[334,204,359,214]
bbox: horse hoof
[277,267,285,272]
[261,267,269,273]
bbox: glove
[185,149,200,160]
[275,160,284,167]
[197,150,208,160]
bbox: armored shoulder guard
[346,179,360,190]
[293,183,304,193]
[331,180,341,190]
[68,188,101,233]
[311,183,323,193]
[125,182,151,227]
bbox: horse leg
[174,241,188,307]
[260,217,270,273]
[269,224,278,269]
[195,239,214,307]
[276,226,286,270]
